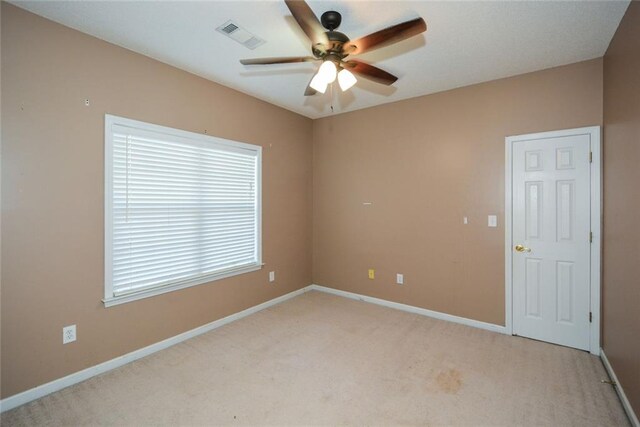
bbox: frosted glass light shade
[309,73,328,94]
[317,60,337,83]
[338,69,357,91]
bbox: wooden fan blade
[240,57,316,65]
[284,0,328,47]
[343,17,426,56]
[342,60,398,85]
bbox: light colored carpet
[1,290,629,426]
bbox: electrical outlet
[396,273,404,285]
[63,325,76,344]
[368,269,375,279]
[269,271,275,282]
[463,216,468,224]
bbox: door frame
[504,126,601,355]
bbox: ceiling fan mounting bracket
[320,10,342,31]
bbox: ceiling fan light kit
[309,73,328,94]
[337,68,357,91]
[240,0,427,99]
[317,60,337,83]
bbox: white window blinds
[104,115,261,306]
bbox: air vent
[216,20,265,50]
[221,23,239,34]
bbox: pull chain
[330,82,334,113]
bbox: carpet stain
[436,369,463,394]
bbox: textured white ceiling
[12,1,629,119]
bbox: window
[104,115,261,306]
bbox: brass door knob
[515,244,531,253]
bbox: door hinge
[589,152,593,163]
[589,312,593,323]
[590,231,593,243]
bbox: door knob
[515,244,531,253]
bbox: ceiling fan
[240,0,427,96]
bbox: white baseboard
[309,284,507,335]
[7,284,632,424]
[601,348,640,427]
[0,284,510,413]
[0,286,312,413]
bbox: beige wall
[0,3,312,398]
[312,59,603,326]
[4,0,636,410]
[603,0,640,416]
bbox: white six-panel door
[511,132,592,351]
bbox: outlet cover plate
[63,325,76,344]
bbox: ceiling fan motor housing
[313,11,350,60]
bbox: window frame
[103,114,262,307]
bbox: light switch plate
[396,274,404,285]
[488,215,498,227]
[269,271,275,282]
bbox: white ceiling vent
[216,20,265,50]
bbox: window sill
[102,263,263,308]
